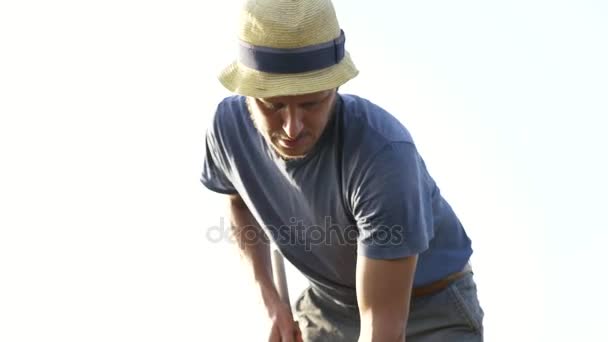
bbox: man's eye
[301,102,319,110]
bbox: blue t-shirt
[201,93,473,307]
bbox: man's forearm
[358,317,407,342]
[228,198,281,308]
[356,255,417,342]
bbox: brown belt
[411,263,472,298]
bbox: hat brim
[218,52,358,98]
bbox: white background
[1,0,607,341]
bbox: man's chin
[271,144,309,160]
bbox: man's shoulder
[217,94,245,107]
[214,95,247,120]
[207,95,249,133]
[338,93,414,155]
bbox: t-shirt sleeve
[200,112,238,195]
[351,142,435,259]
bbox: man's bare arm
[228,194,280,310]
[356,254,418,342]
[227,194,301,342]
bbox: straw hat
[218,0,359,98]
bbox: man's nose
[282,107,304,139]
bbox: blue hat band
[238,30,346,74]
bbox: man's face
[247,89,337,159]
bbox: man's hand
[266,300,303,342]
[356,254,418,342]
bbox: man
[201,0,484,341]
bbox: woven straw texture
[218,0,358,98]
